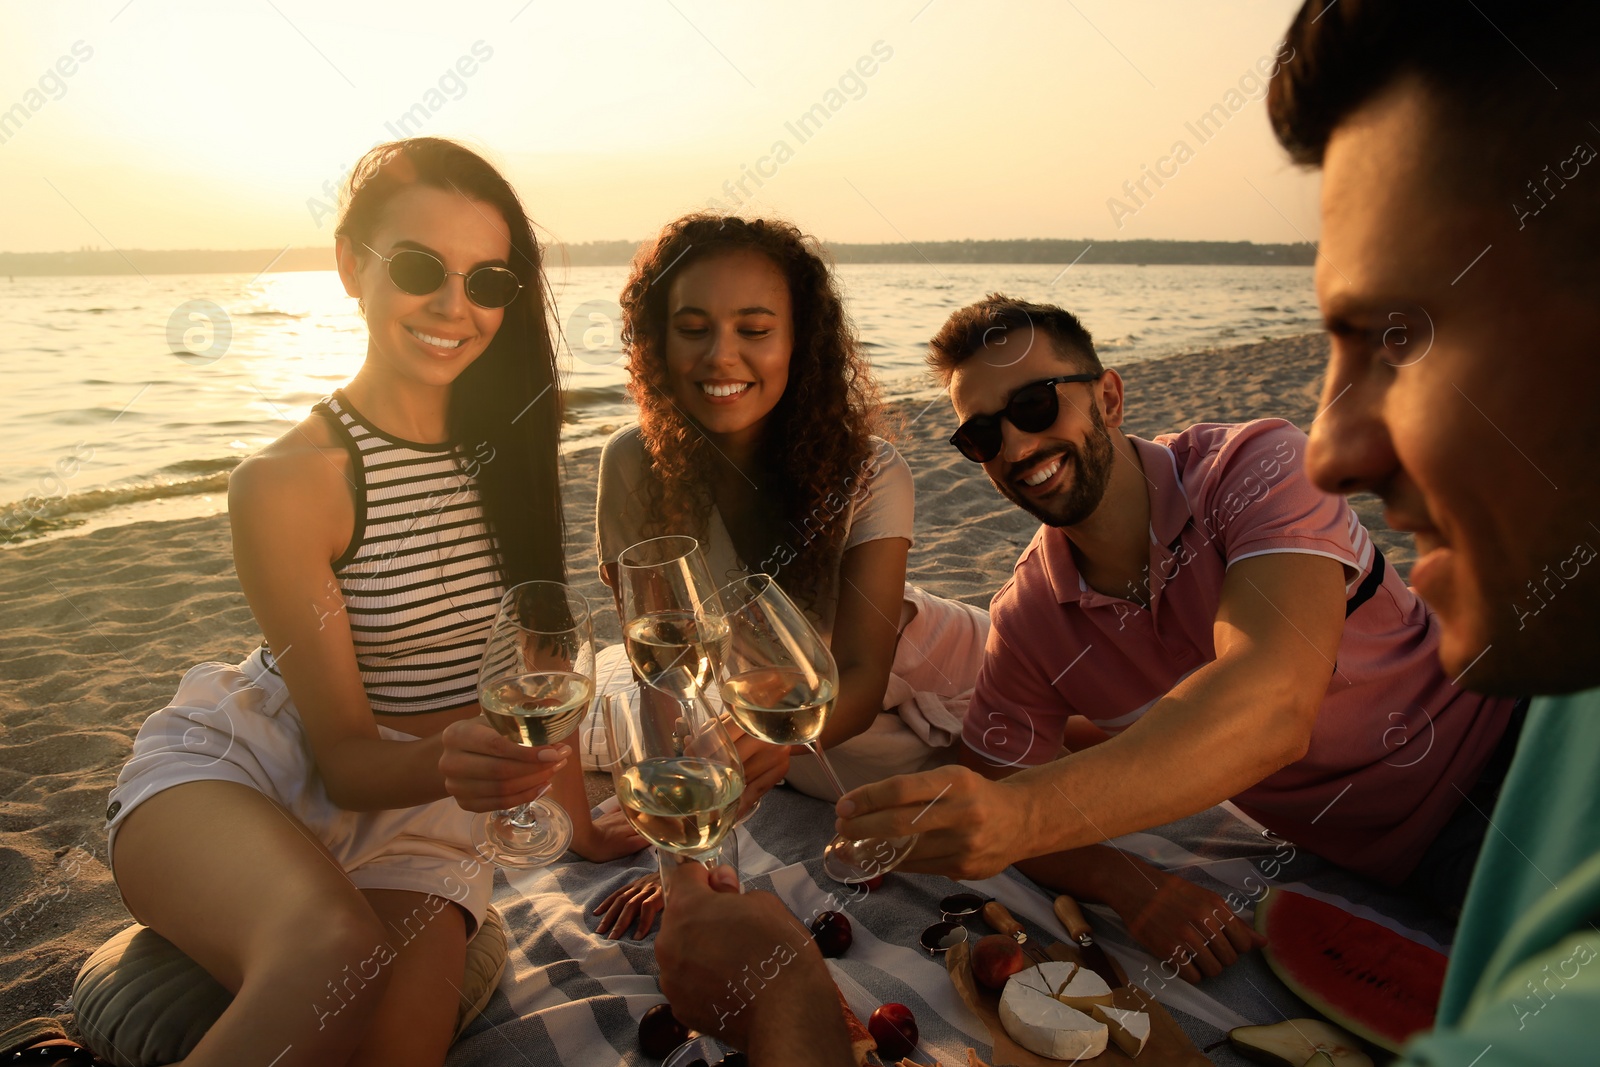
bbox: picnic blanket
[446,784,1455,1066]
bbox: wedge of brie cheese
[1091,1004,1151,1057]
[1010,960,1115,1010]
[998,964,1109,1061]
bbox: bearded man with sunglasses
[835,294,1518,983]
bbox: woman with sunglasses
[588,214,990,938]
[100,138,643,1067]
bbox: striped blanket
[446,785,1453,1066]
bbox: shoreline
[0,331,1413,1033]
[2,318,1326,553]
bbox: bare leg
[345,890,468,1067]
[111,781,390,1067]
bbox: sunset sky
[1,0,1320,254]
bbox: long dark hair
[336,137,565,587]
[619,214,880,605]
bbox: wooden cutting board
[945,941,1209,1067]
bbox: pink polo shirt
[963,419,1514,884]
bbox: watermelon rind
[1254,888,1446,1054]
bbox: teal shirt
[1402,688,1600,1066]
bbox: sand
[0,332,1412,1035]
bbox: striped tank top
[261,390,505,714]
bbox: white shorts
[105,649,493,933]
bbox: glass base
[479,800,573,869]
[821,832,917,884]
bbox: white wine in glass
[475,581,594,870]
[721,668,835,747]
[616,536,727,705]
[481,670,594,747]
[603,686,745,878]
[622,610,729,701]
[716,573,918,884]
[615,754,744,856]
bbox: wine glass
[716,573,918,884]
[475,581,595,869]
[615,535,728,708]
[602,684,746,889]
[612,538,760,820]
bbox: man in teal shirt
[1267,0,1600,1061]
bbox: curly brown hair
[619,214,881,606]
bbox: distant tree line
[825,238,1315,265]
[0,247,337,277]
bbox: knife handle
[981,901,1024,937]
[1053,894,1094,943]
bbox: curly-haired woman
[589,214,989,938]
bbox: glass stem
[803,741,851,801]
[656,846,672,902]
[507,780,556,829]
[508,800,541,829]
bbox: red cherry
[868,1003,918,1060]
[861,874,885,891]
[638,1003,689,1058]
[809,910,853,958]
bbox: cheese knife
[981,901,1052,967]
[1053,893,1122,988]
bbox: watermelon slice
[1254,888,1447,1053]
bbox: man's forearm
[1015,843,1157,903]
[743,966,855,1067]
[1009,656,1315,856]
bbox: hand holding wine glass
[614,534,786,817]
[603,686,746,880]
[717,573,918,884]
[655,859,854,1064]
[471,580,596,869]
[590,710,788,939]
[439,716,572,812]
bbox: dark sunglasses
[360,242,522,309]
[949,373,1102,463]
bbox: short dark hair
[1268,0,1599,270]
[927,294,1102,385]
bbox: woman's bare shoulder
[228,411,353,529]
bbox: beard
[996,404,1116,528]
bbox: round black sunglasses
[949,373,1102,463]
[361,242,522,309]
